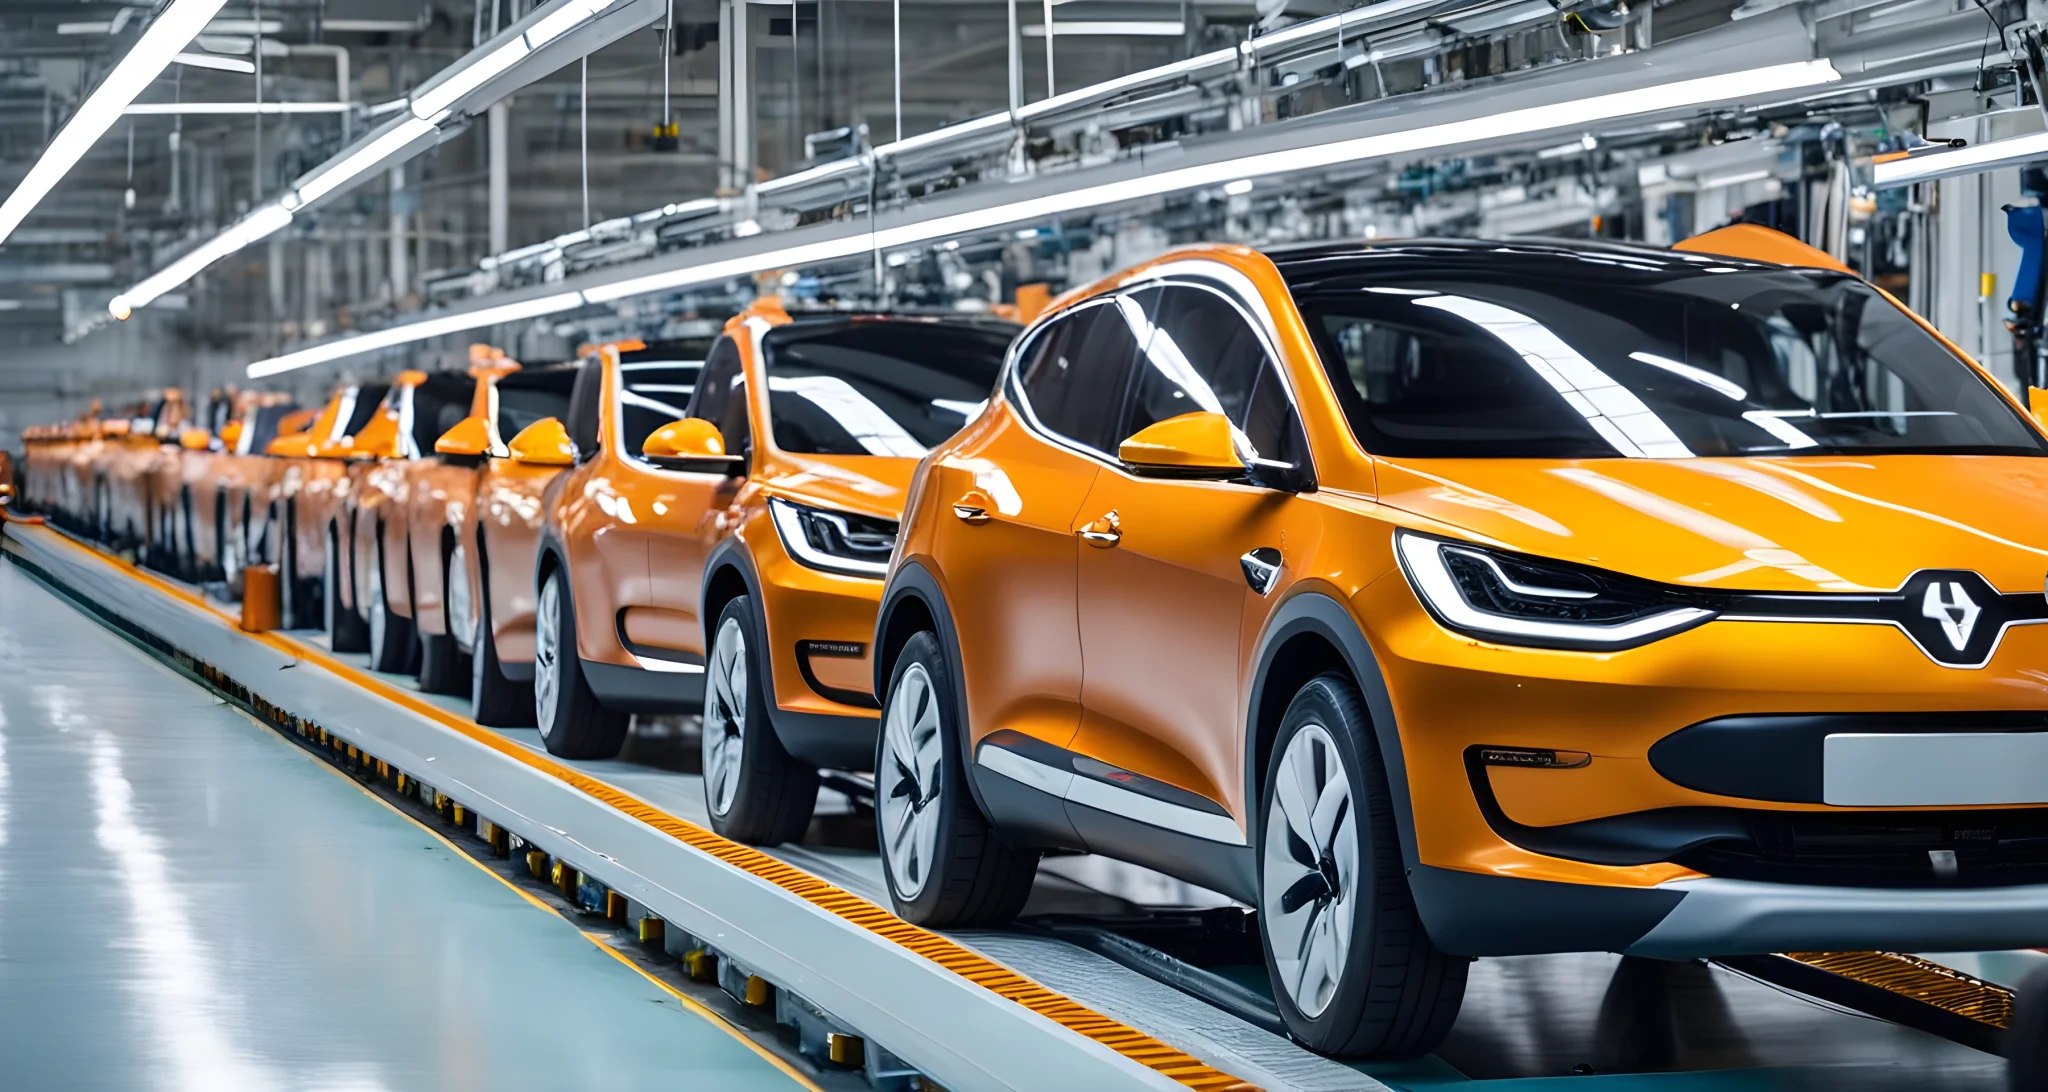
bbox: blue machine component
[2007,203,2044,319]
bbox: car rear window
[619,360,704,459]
[494,365,577,442]
[1290,255,2045,459]
[763,319,1015,457]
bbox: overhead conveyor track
[3,514,2039,1092]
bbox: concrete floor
[0,562,813,1092]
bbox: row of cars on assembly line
[24,222,2048,1059]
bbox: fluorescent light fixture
[170,52,256,73]
[1223,178,1254,196]
[248,292,585,377]
[112,203,293,318]
[1023,20,1186,37]
[526,0,624,47]
[0,0,230,247]
[1873,131,2048,189]
[295,116,437,204]
[126,101,353,115]
[410,35,530,119]
[205,18,282,34]
[247,58,1840,378]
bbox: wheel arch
[873,561,993,819]
[1243,590,1419,872]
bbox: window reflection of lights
[1416,295,1694,459]
[769,375,928,457]
[1365,286,1436,296]
[1123,295,1225,416]
[621,360,704,370]
[630,384,696,395]
[621,390,690,419]
[1627,351,1747,401]
[931,398,986,418]
[1741,410,1820,449]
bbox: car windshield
[763,319,1015,457]
[1289,251,2046,459]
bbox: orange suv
[533,306,1015,847]
[873,231,2048,1057]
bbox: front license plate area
[1823,732,2048,806]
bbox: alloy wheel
[1262,722,1358,1020]
[878,663,946,899]
[701,616,749,816]
[447,545,473,653]
[367,557,385,658]
[534,574,562,735]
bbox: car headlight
[1395,531,1713,650]
[768,497,896,577]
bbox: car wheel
[876,631,1037,927]
[534,567,627,757]
[325,532,369,653]
[365,540,417,673]
[701,596,819,845]
[470,568,535,727]
[417,551,470,695]
[446,544,474,654]
[1258,674,1467,1058]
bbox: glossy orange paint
[889,231,2048,915]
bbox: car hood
[1373,455,2048,593]
[765,452,917,521]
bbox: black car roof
[1264,236,1798,292]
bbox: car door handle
[952,493,990,524]
[1078,511,1121,547]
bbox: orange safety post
[241,564,282,632]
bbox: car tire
[325,531,369,653]
[534,567,627,757]
[701,596,819,845]
[418,551,470,695]
[876,631,1038,927]
[1258,673,1467,1058]
[365,539,417,673]
[470,568,535,727]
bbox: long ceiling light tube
[113,204,294,318]
[125,101,354,115]
[0,0,230,246]
[1873,130,2048,188]
[112,0,639,321]
[246,58,1839,379]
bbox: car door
[1070,280,1318,848]
[626,338,727,660]
[555,353,651,664]
[938,299,1140,766]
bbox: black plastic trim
[1464,746,1750,865]
[1650,711,2048,804]
[577,658,703,712]
[1406,864,1684,957]
[981,729,1233,817]
[795,641,881,710]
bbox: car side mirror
[1117,412,1246,479]
[220,421,244,450]
[507,417,575,467]
[178,428,212,451]
[435,415,492,458]
[642,417,743,474]
[2031,387,2048,428]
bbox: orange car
[334,368,485,672]
[102,389,191,554]
[265,381,390,629]
[873,228,2048,1057]
[145,391,300,584]
[403,358,579,718]
[531,307,1016,848]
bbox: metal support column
[387,164,408,302]
[488,102,509,254]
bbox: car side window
[564,355,605,461]
[1124,282,1309,469]
[1014,297,1143,454]
[684,337,752,463]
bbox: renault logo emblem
[1920,580,1982,651]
